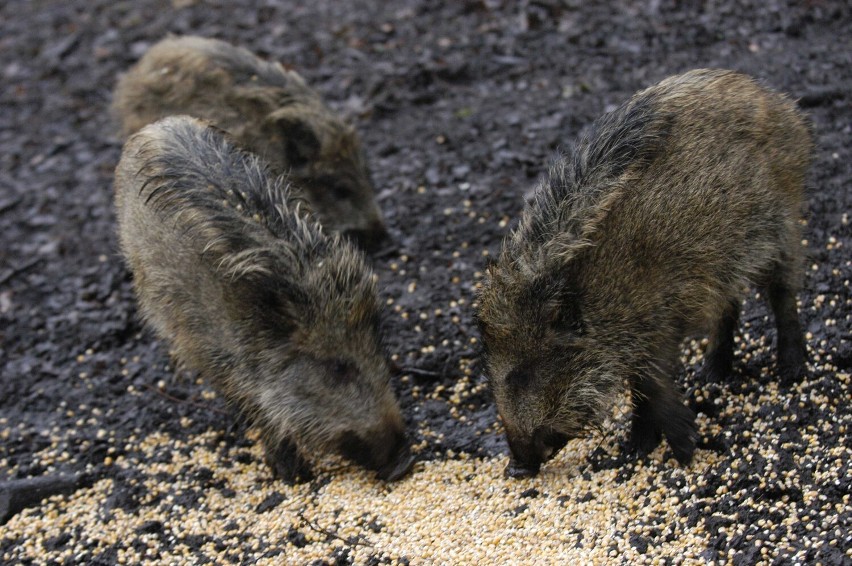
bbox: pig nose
[504,427,571,479]
[504,432,542,479]
[376,441,415,481]
[339,430,415,481]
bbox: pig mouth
[376,445,416,482]
[504,427,571,479]
[505,459,541,479]
[338,431,415,482]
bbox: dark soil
[1,0,850,563]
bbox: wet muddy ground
[1,1,850,563]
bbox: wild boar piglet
[477,69,811,478]
[113,35,388,250]
[114,115,413,482]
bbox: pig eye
[551,295,584,338]
[506,366,533,389]
[556,310,584,336]
[328,182,353,200]
[327,359,358,383]
[310,175,355,202]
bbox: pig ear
[202,237,305,327]
[552,292,584,336]
[220,265,307,339]
[263,112,321,169]
[225,88,278,121]
[506,365,534,390]
[537,276,584,336]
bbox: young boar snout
[339,427,415,482]
[504,427,571,479]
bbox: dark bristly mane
[135,118,330,271]
[513,92,674,258]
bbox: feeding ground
[1,1,850,563]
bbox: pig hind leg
[699,299,740,383]
[767,259,807,386]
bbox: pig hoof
[662,404,698,465]
[269,461,314,484]
[265,440,314,484]
[628,413,662,459]
[698,355,733,384]
[778,351,806,387]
